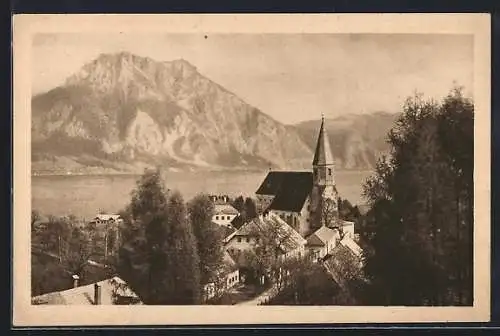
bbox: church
[255,115,355,240]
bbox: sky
[32,33,473,124]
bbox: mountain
[31,52,313,175]
[293,112,399,170]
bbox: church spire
[312,113,334,166]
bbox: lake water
[32,170,373,219]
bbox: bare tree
[250,216,303,286]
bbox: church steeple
[312,113,335,167]
[309,113,339,232]
[312,113,335,187]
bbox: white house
[224,212,307,261]
[340,220,355,239]
[306,225,341,261]
[90,214,123,225]
[212,204,239,228]
[203,251,240,301]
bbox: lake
[32,170,373,219]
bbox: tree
[263,257,344,305]
[188,194,225,294]
[160,191,201,304]
[118,168,201,305]
[362,88,474,306]
[230,196,259,229]
[231,196,245,213]
[319,198,339,229]
[245,216,302,286]
[64,226,93,277]
[244,197,258,220]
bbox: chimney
[72,274,79,288]
[94,283,102,305]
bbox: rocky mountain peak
[32,52,316,174]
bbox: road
[237,285,278,305]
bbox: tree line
[117,169,228,304]
[361,87,474,306]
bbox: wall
[212,213,237,227]
[225,235,258,253]
[342,222,355,239]
[225,269,240,289]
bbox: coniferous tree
[188,194,224,293]
[244,197,258,220]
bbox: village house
[224,212,307,262]
[306,225,341,261]
[203,251,240,301]
[31,276,142,305]
[88,213,123,260]
[212,203,239,228]
[89,214,123,226]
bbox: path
[237,285,277,305]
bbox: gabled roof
[214,204,239,216]
[256,171,313,212]
[226,214,306,254]
[256,171,312,196]
[31,276,142,305]
[306,226,340,247]
[312,116,335,166]
[340,236,363,259]
[234,218,262,236]
[215,224,237,242]
[93,214,122,222]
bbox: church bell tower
[310,113,339,228]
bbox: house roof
[234,218,262,236]
[312,116,335,166]
[256,171,313,212]
[340,236,363,259]
[228,214,306,254]
[93,214,121,222]
[214,204,239,216]
[306,226,340,247]
[222,251,238,271]
[215,224,237,243]
[31,276,142,305]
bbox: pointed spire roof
[312,113,335,166]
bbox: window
[237,237,241,242]
[215,216,219,220]
[246,237,250,243]
[328,168,332,176]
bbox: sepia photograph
[13,14,490,326]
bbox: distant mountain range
[294,111,399,170]
[31,52,398,175]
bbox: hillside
[294,112,398,170]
